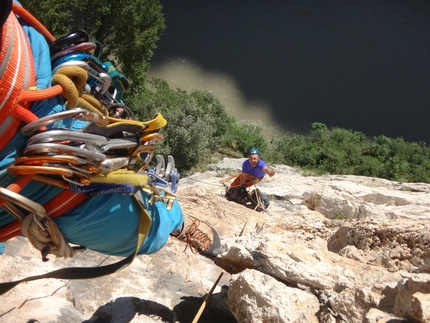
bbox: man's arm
[262,165,276,177]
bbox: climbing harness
[221,173,271,214]
[0,2,181,294]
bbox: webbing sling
[0,190,152,296]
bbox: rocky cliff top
[1,158,429,323]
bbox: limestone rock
[409,292,430,323]
[1,157,430,323]
[228,269,319,323]
[365,308,407,323]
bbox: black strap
[0,191,152,295]
[0,252,134,295]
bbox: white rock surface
[1,157,429,323]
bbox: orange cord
[11,2,55,43]
[0,9,37,150]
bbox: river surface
[148,0,430,143]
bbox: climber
[225,148,275,209]
[0,0,220,267]
[238,148,276,188]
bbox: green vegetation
[21,0,165,88]
[332,212,346,220]
[129,78,266,172]
[24,0,430,182]
[134,78,430,183]
[268,123,430,183]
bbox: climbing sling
[221,173,271,212]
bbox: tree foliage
[268,123,430,183]
[128,78,268,172]
[129,79,234,171]
[21,0,165,87]
[222,123,268,158]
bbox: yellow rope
[51,73,79,109]
[219,172,240,184]
[52,66,108,115]
[88,169,148,185]
[77,95,107,116]
[55,66,87,88]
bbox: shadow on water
[149,0,430,143]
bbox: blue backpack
[0,0,181,295]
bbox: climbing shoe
[175,214,221,258]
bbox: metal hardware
[21,108,109,136]
[49,30,90,55]
[141,133,164,145]
[51,60,90,75]
[0,187,46,218]
[8,165,75,177]
[27,129,107,147]
[51,42,97,62]
[24,143,107,162]
[14,155,82,166]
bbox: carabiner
[52,60,90,75]
[21,108,109,136]
[141,133,164,145]
[49,30,90,55]
[27,129,107,147]
[24,143,107,162]
[8,165,75,178]
[0,187,46,219]
[51,42,97,62]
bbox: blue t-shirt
[242,159,267,180]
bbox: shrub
[222,123,268,157]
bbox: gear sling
[0,1,175,295]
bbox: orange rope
[0,10,36,150]
[11,2,55,43]
[18,85,63,101]
[0,5,88,244]
[224,173,259,189]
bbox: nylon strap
[0,191,151,295]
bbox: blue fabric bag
[0,0,183,257]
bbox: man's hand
[263,166,276,177]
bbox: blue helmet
[248,148,260,156]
